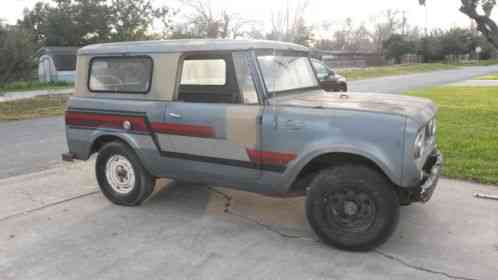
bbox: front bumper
[412,150,443,203]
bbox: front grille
[422,150,438,175]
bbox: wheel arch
[89,133,138,156]
[288,150,399,194]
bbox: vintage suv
[64,39,442,251]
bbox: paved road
[1,162,497,280]
[2,65,498,179]
[349,64,498,93]
[0,117,66,179]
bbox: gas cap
[123,120,132,131]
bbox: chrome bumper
[414,150,443,203]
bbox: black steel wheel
[306,164,399,251]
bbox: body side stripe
[150,123,215,138]
[65,108,296,173]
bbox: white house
[37,47,78,82]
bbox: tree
[383,34,416,63]
[370,9,404,54]
[266,0,313,46]
[419,0,498,48]
[108,0,174,41]
[441,28,475,56]
[20,0,111,46]
[0,24,37,84]
[20,0,175,46]
[179,0,253,39]
[416,30,445,62]
[326,19,374,52]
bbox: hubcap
[322,188,376,232]
[105,155,136,194]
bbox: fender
[86,130,154,162]
[281,138,404,192]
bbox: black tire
[96,141,155,206]
[340,83,348,92]
[305,164,399,251]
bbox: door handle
[286,120,304,130]
[168,113,182,119]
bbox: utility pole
[421,0,428,37]
[425,3,428,36]
[402,10,407,35]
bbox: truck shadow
[145,179,312,238]
[144,179,429,248]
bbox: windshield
[257,53,318,95]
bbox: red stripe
[246,148,297,166]
[150,123,215,138]
[65,112,148,132]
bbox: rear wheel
[306,164,399,251]
[96,141,155,206]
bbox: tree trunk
[460,0,498,48]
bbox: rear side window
[89,56,153,93]
[181,59,226,85]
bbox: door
[154,51,264,185]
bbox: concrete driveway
[1,161,497,280]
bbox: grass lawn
[338,63,459,81]
[476,73,498,80]
[470,59,498,66]
[0,81,73,94]
[0,95,68,121]
[408,86,498,185]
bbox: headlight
[414,129,426,159]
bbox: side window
[89,56,152,93]
[233,52,259,104]
[181,59,226,85]
[177,54,241,104]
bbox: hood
[334,73,347,82]
[270,90,437,125]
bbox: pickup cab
[64,39,442,251]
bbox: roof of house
[78,39,309,55]
[37,47,79,56]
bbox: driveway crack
[374,250,481,280]
[209,187,482,280]
[208,187,315,241]
[0,191,99,222]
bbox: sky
[2,0,494,36]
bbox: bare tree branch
[460,0,498,47]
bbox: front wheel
[96,141,155,206]
[339,83,348,92]
[306,164,399,251]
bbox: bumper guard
[414,150,443,203]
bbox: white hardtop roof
[78,39,309,55]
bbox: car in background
[311,58,348,92]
